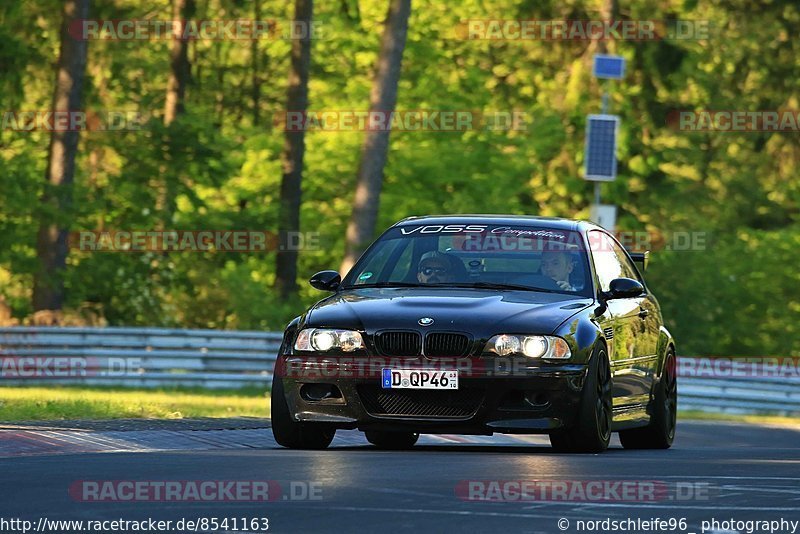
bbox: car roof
[393,214,603,233]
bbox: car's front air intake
[357,386,484,418]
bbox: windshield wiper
[342,282,424,289]
[344,281,565,293]
[426,282,563,293]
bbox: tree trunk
[251,0,263,126]
[339,0,411,276]
[164,0,195,125]
[274,0,313,298]
[32,0,90,313]
[597,0,618,54]
[158,0,194,226]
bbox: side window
[589,231,624,292]
[589,231,643,292]
[608,237,642,284]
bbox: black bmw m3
[271,215,677,453]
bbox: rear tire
[549,344,612,453]
[619,348,677,450]
[365,430,419,450]
[271,378,335,450]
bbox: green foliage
[649,226,800,357]
[0,0,798,354]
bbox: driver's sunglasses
[419,266,448,276]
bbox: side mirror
[606,277,644,300]
[309,270,341,291]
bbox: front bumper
[274,354,588,434]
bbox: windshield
[341,223,593,297]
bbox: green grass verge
[680,410,800,427]
[0,386,270,421]
[1,386,798,426]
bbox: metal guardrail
[1,329,799,416]
[677,357,800,416]
[0,327,282,389]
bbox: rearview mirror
[309,270,341,291]
[606,277,644,300]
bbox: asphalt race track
[1,420,799,534]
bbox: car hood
[304,287,592,336]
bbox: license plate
[381,369,458,390]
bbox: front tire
[619,348,677,449]
[271,378,335,450]
[365,430,419,450]
[549,344,612,453]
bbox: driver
[417,251,457,284]
[540,249,576,291]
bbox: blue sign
[584,114,619,181]
[382,368,392,389]
[593,54,626,80]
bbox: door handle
[638,308,649,319]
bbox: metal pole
[595,83,610,207]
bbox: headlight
[484,335,571,359]
[294,328,364,352]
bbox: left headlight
[294,328,364,352]
[484,335,571,359]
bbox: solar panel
[593,54,626,80]
[584,114,619,181]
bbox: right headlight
[484,335,571,359]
